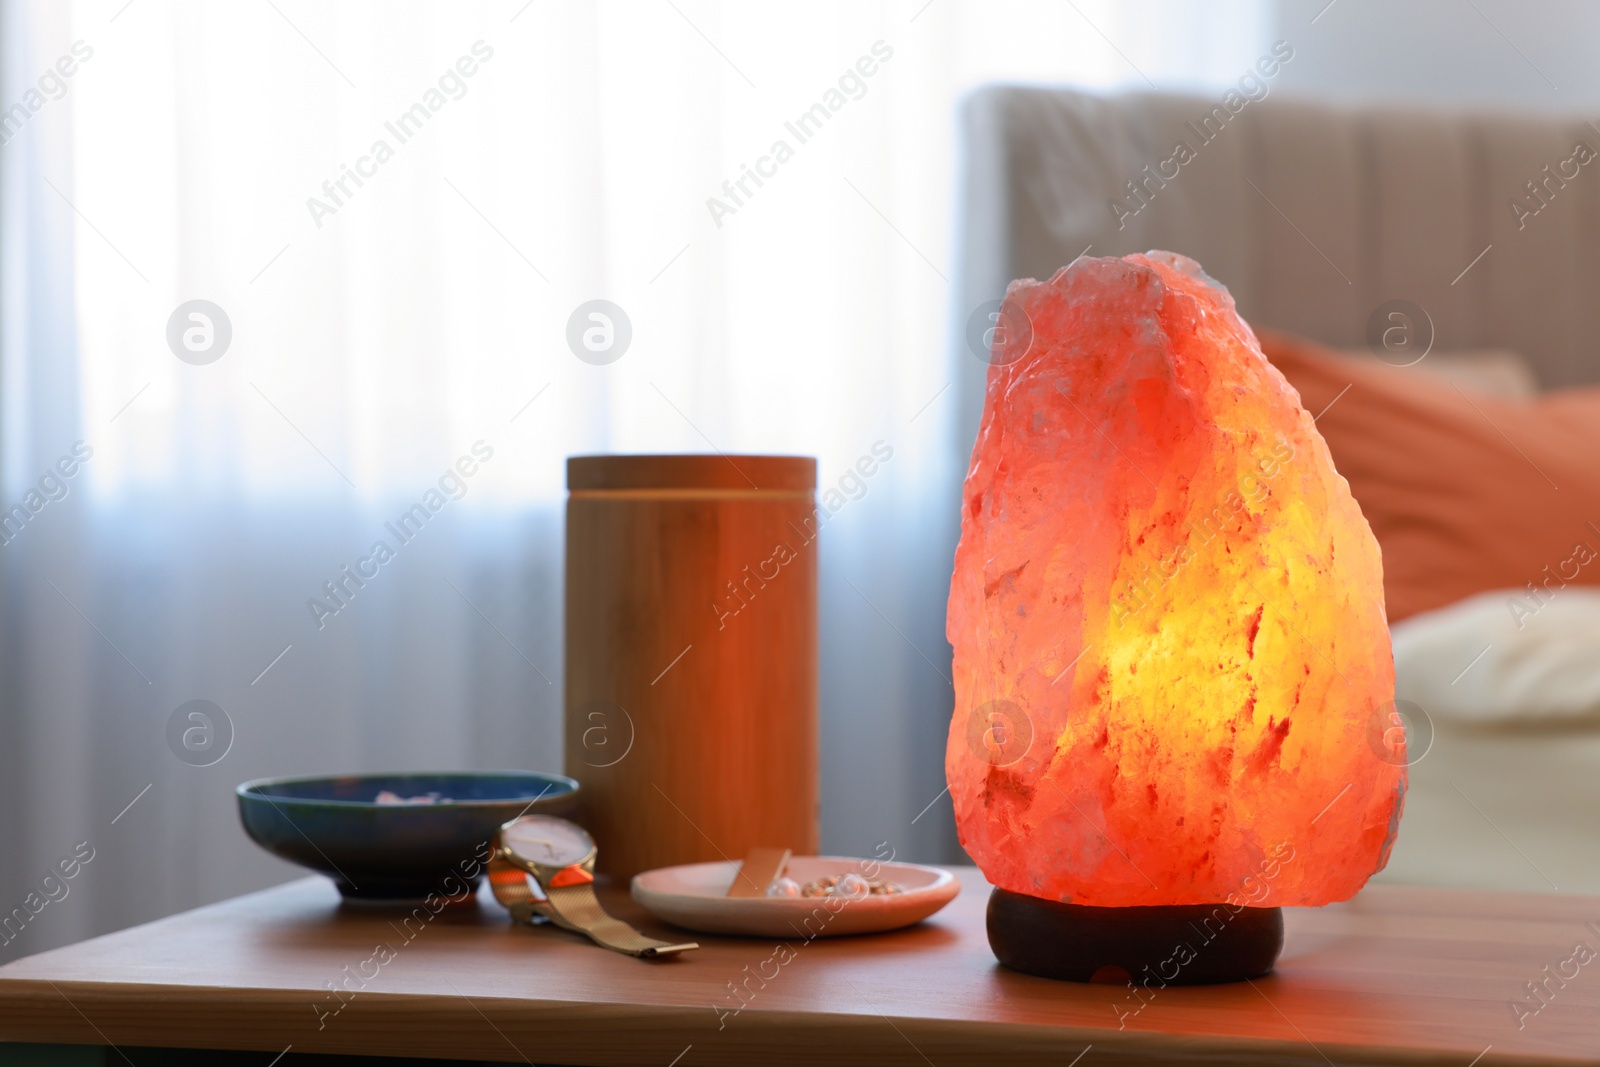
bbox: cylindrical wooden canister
[564,454,819,879]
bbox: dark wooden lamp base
[987,887,1283,985]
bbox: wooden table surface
[0,869,1597,1066]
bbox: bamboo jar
[564,454,819,879]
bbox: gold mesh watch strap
[488,854,696,958]
[545,883,699,958]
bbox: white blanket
[1373,590,1600,894]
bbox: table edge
[1,978,1595,1067]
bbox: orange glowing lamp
[946,252,1405,984]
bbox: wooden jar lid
[567,454,816,492]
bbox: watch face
[501,815,595,868]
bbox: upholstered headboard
[954,86,1600,443]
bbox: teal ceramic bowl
[237,771,578,901]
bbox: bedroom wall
[1272,0,1600,111]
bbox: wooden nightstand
[1,870,1596,1065]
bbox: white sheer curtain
[0,0,1270,954]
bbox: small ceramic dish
[237,770,577,902]
[631,855,959,937]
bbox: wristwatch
[488,814,698,958]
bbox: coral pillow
[1255,326,1600,622]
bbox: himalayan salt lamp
[947,252,1404,984]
